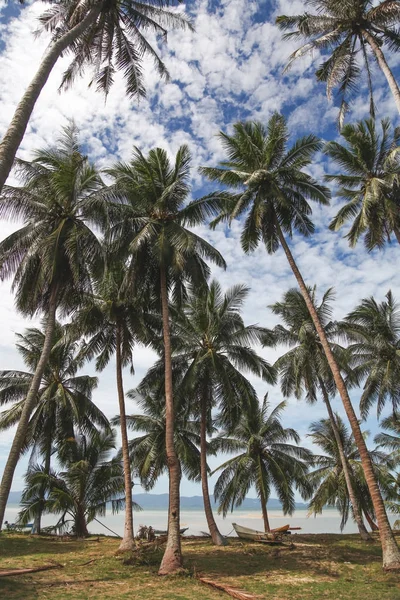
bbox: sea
[4,504,397,537]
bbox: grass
[0,532,400,599]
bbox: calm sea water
[5,503,396,536]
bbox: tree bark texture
[158,265,183,575]
[276,223,400,569]
[116,324,135,552]
[0,289,58,530]
[258,459,271,533]
[0,5,102,192]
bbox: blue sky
[0,0,400,500]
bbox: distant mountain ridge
[8,491,307,510]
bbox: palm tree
[375,413,400,460]
[267,287,371,540]
[142,280,276,545]
[213,398,312,532]
[0,322,109,533]
[18,430,130,537]
[201,114,400,569]
[115,380,203,493]
[342,291,400,419]
[325,118,400,249]
[0,0,191,192]
[276,0,400,127]
[108,145,226,574]
[71,258,156,551]
[307,417,381,531]
[0,125,106,530]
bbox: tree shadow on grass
[0,534,102,560]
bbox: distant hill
[8,491,307,510]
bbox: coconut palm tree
[201,114,400,568]
[141,280,276,545]
[0,125,107,529]
[0,0,191,192]
[267,287,371,540]
[276,0,400,127]
[307,417,388,532]
[108,145,226,573]
[0,322,109,533]
[342,291,400,419]
[115,380,204,493]
[375,413,400,460]
[325,118,400,249]
[18,430,130,537]
[213,398,312,532]
[70,257,157,551]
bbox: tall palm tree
[0,0,191,192]
[213,398,312,532]
[307,417,386,531]
[0,322,109,533]
[375,412,400,460]
[142,280,276,545]
[71,258,156,551]
[276,0,400,127]
[108,145,226,574]
[325,118,400,249]
[0,125,106,530]
[116,380,203,492]
[342,291,400,419]
[267,287,371,540]
[18,429,129,537]
[201,114,400,569]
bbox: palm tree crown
[277,0,400,125]
[341,291,400,418]
[326,118,400,249]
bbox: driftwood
[199,577,262,600]
[0,562,63,577]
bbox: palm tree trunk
[319,379,371,541]
[116,324,135,552]
[258,462,270,533]
[361,29,400,115]
[158,264,183,575]
[0,5,102,193]
[276,223,400,570]
[0,287,58,530]
[75,506,89,538]
[34,435,52,535]
[364,510,379,532]
[200,394,227,546]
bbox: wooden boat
[232,523,282,542]
[153,527,188,536]
[271,524,290,533]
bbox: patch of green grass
[0,533,399,599]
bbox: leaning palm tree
[342,291,400,419]
[325,118,400,249]
[268,287,371,540]
[277,0,400,126]
[0,125,106,529]
[116,380,204,493]
[0,0,191,192]
[18,430,130,537]
[0,322,109,533]
[213,398,312,532]
[71,257,156,551]
[201,114,400,568]
[108,145,226,574]
[141,280,276,545]
[307,417,386,532]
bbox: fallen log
[0,562,63,577]
[199,576,262,600]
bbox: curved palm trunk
[200,395,227,546]
[319,380,371,541]
[116,324,135,552]
[277,224,400,569]
[361,29,400,116]
[365,510,379,532]
[0,5,102,192]
[159,265,183,575]
[0,289,58,530]
[258,459,270,533]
